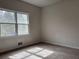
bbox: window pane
[0,10,15,23]
[17,13,29,24]
[18,25,29,35]
[1,24,16,36]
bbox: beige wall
[0,0,41,52]
[1,0,79,52]
[42,0,79,49]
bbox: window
[0,9,29,37]
[17,13,29,35]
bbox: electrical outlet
[18,42,23,46]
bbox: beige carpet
[0,43,79,59]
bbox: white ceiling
[22,0,62,7]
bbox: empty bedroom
[0,0,79,59]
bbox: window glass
[1,24,16,36]
[0,10,15,23]
[17,13,29,24]
[18,25,29,35]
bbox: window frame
[0,8,29,37]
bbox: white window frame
[0,8,29,37]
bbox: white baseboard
[44,40,79,49]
